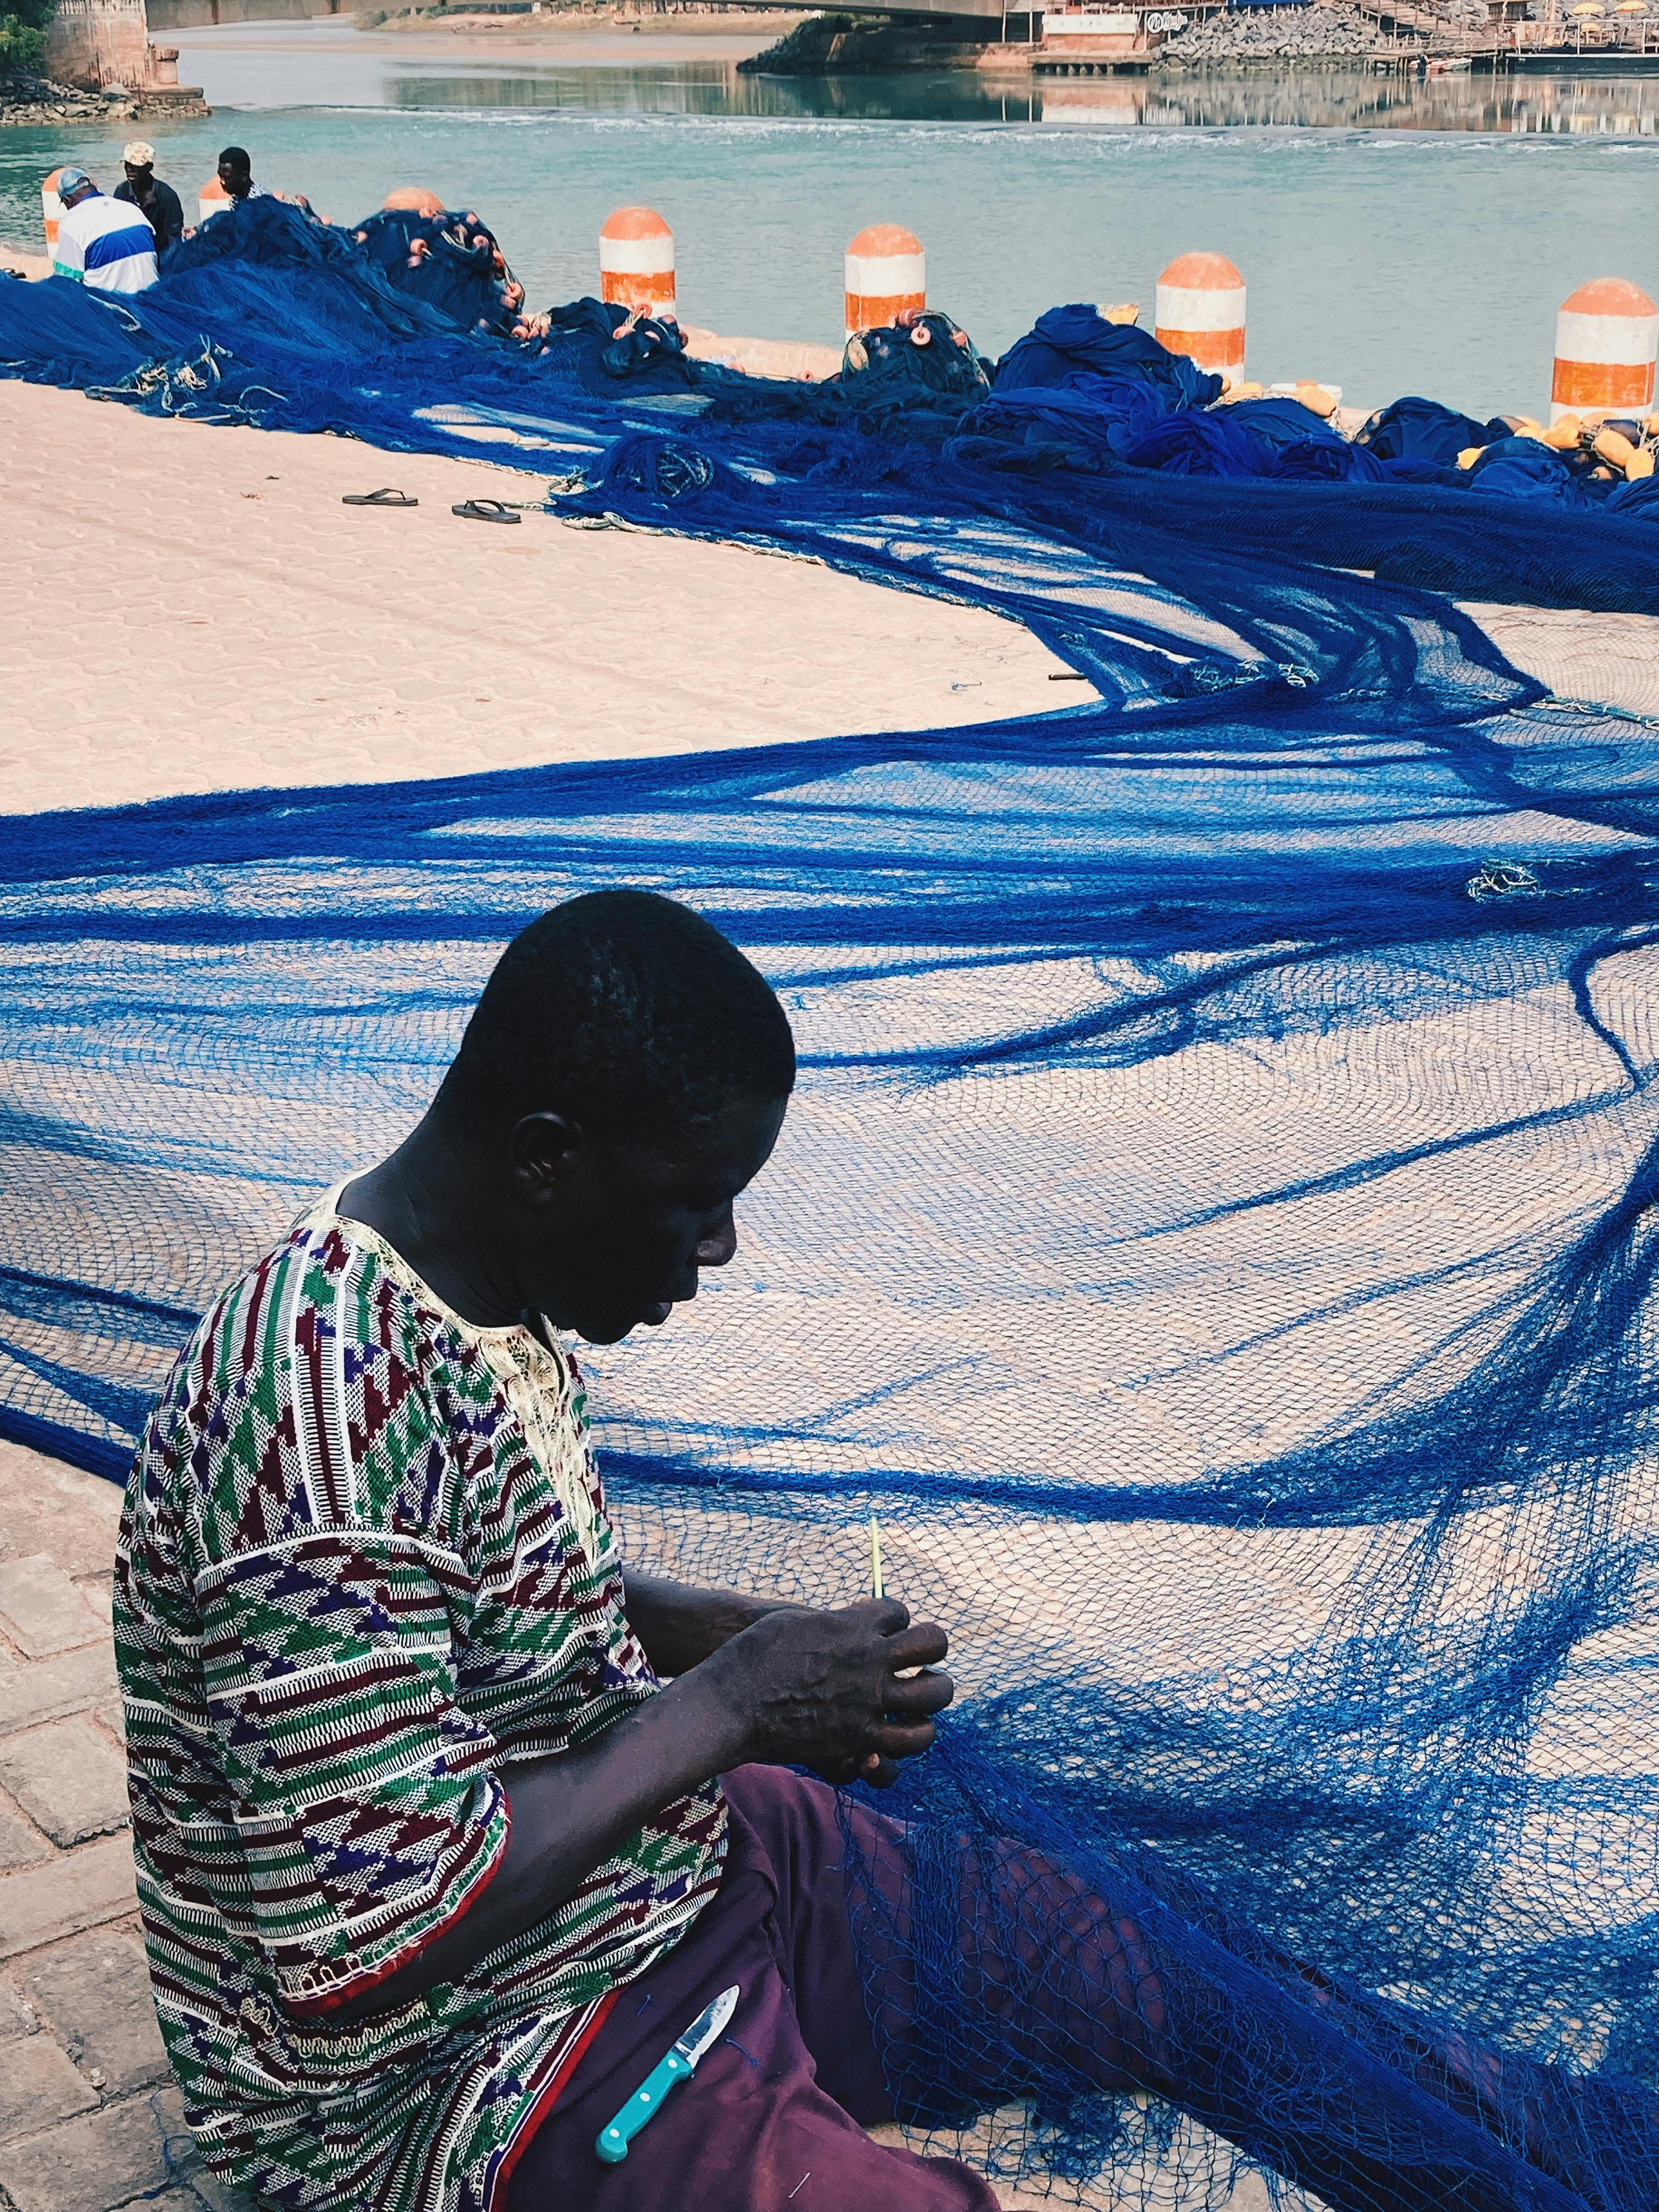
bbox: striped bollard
[599,206,675,321]
[1154,251,1246,390]
[198,176,233,225]
[42,168,65,257]
[1550,277,1658,425]
[844,224,925,336]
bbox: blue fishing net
[3,193,1658,2211]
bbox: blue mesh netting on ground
[3,192,1658,2212]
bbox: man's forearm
[323,1581,801,2023]
[322,1666,748,2028]
[622,1570,804,1678]
[319,1593,942,2028]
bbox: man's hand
[698,1598,952,1787]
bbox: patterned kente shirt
[115,1189,728,2212]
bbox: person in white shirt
[50,170,159,296]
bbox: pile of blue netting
[3,193,1658,2212]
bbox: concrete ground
[0,379,1079,818]
[0,1443,254,2212]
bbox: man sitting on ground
[50,168,159,295]
[117,890,1650,2212]
[113,142,184,258]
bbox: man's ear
[507,1112,585,1207]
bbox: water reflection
[1042,64,1659,129]
[383,62,1035,121]
[383,59,1659,132]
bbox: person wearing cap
[114,143,184,257]
[50,170,159,296]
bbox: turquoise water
[3,23,1657,415]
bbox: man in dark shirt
[216,144,264,204]
[113,142,184,257]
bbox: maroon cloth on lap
[504,1764,997,2212]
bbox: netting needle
[869,1513,884,1601]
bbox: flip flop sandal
[342,488,418,507]
[452,499,521,525]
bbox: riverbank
[3,30,1656,410]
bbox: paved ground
[0,1442,255,2212]
[0,381,1096,2212]
[0,383,1084,2212]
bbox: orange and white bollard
[42,169,66,257]
[599,206,676,321]
[844,224,925,336]
[198,176,233,225]
[1550,277,1658,425]
[1154,251,1246,390]
[383,186,445,217]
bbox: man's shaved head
[436,889,795,1150]
[346,891,794,1343]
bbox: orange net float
[197,175,233,227]
[42,168,66,256]
[383,186,445,217]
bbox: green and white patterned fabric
[115,1189,728,2212]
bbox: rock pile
[0,71,207,125]
[1160,4,1396,65]
[0,72,140,122]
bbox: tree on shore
[0,0,53,78]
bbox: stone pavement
[0,1441,255,2212]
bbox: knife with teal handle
[595,1983,739,2163]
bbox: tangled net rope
[3,193,1658,2212]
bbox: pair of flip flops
[341,490,522,527]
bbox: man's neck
[340,1118,526,1329]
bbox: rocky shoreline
[0,72,208,125]
[1160,4,1402,66]
[743,4,1424,75]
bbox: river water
[3,19,1656,415]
